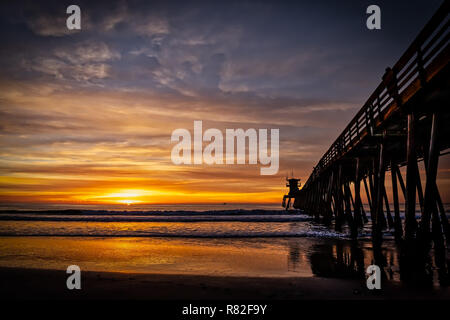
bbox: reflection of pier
[301,240,448,287]
[293,2,450,249]
[308,242,365,279]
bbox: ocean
[0,203,448,286]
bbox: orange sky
[0,81,291,205]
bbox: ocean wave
[0,214,311,223]
[0,229,348,239]
[0,209,294,216]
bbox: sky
[0,0,448,205]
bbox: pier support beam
[422,112,444,247]
[354,158,364,227]
[391,162,403,241]
[405,112,418,240]
[373,139,386,245]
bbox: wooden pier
[292,2,450,248]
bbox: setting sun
[118,199,138,205]
[89,190,148,204]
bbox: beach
[1,267,449,300]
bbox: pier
[292,2,450,248]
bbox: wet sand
[1,267,449,300]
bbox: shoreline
[1,267,449,300]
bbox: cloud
[21,41,120,82]
[54,42,121,64]
[26,57,111,81]
[135,18,170,36]
[11,0,169,39]
[26,14,74,37]
[96,1,169,36]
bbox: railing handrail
[304,1,449,188]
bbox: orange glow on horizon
[0,184,284,205]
